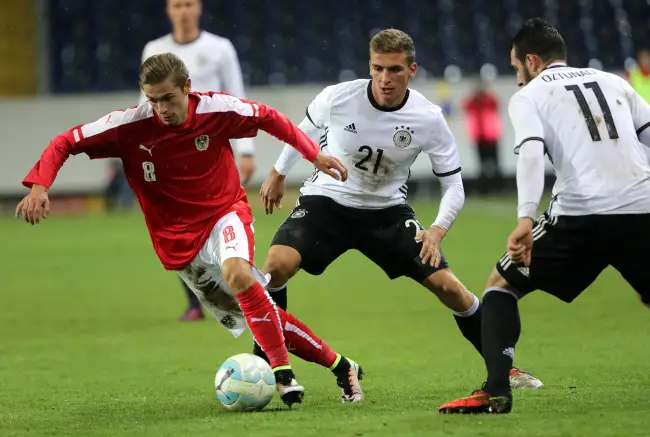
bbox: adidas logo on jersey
[517,266,530,277]
[344,123,357,134]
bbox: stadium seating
[48,0,649,92]
[0,0,37,96]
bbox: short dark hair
[139,52,189,88]
[370,29,416,65]
[511,18,567,65]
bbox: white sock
[453,294,480,317]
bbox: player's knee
[484,267,522,299]
[423,269,469,296]
[221,257,255,294]
[485,267,513,290]
[263,245,301,287]
[422,269,477,313]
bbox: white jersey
[511,64,650,216]
[140,31,253,155]
[299,79,461,209]
[141,31,245,97]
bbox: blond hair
[138,52,189,88]
[369,29,416,64]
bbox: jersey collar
[366,80,410,112]
[172,31,202,45]
[543,62,568,71]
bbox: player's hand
[313,153,348,182]
[416,225,446,267]
[260,168,286,215]
[238,155,255,185]
[16,184,50,225]
[507,218,534,266]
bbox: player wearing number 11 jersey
[16,52,366,408]
[256,29,543,392]
[439,18,650,415]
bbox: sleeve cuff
[433,167,461,177]
[432,218,452,232]
[517,203,538,220]
[514,137,545,154]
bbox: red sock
[277,308,339,369]
[236,283,289,370]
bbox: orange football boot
[438,389,512,414]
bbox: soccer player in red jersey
[15,52,359,407]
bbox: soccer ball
[214,353,276,412]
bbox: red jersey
[462,92,502,143]
[23,92,319,270]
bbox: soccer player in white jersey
[141,0,255,321]
[439,18,650,415]
[255,28,543,392]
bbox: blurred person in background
[462,79,503,194]
[141,0,256,321]
[141,0,255,181]
[625,49,650,104]
[104,160,135,211]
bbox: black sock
[253,340,269,364]
[482,289,521,396]
[274,368,295,385]
[453,294,483,356]
[253,285,288,364]
[181,279,202,309]
[331,355,350,375]
[270,285,288,310]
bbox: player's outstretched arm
[261,84,334,177]
[515,141,545,221]
[509,93,546,221]
[226,96,347,182]
[259,168,285,215]
[274,117,326,176]
[431,172,465,232]
[260,153,346,215]
[17,111,123,224]
[507,93,546,265]
[15,183,49,225]
[418,110,466,266]
[424,109,465,233]
[416,171,465,267]
[508,140,545,266]
[260,116,329,214]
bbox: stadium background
[2,1,650,436]
[5,0,650,206]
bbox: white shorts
[177,207,270,337]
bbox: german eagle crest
[393,126,414,148]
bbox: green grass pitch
[1,194,649,436]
